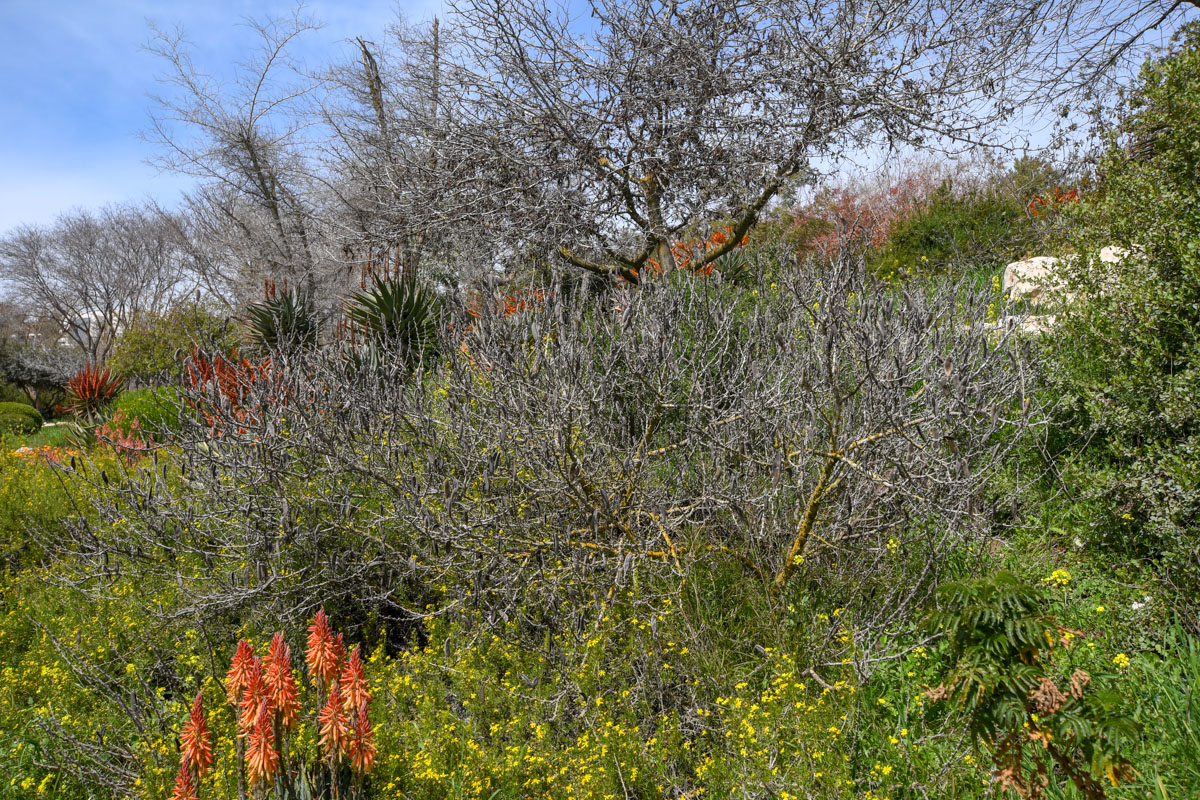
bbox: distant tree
[0,340,81,412]
[0,204,198,364]
[146,9,330,300]
[107,303,237,385]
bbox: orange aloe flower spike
[170,759,199,800]
[331,632,346,675]
[225,639,255,705]
[238,655,267,733]
[339,645,371,714]
[306,608,338,685]
[348,700,377,774]
[180,691,214,777]
[245,699,279,786]
[318,681,352,759]
[264,632,301,728]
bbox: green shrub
[0,401,42,429]
[110,387,181,440]
[1050,22,1200,620]
[107,303,236,384]
[926,571,1137,797]
[868,179,1038,281]
[0,412,37,435]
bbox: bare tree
[0,204,198,364]
[370,0,1061,284]
[145,9,330,300]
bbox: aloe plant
[64,363,124,417]
[244,290,320,354]
[345,276,441,369]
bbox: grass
[0,423,70,451]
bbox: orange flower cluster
[640,225,749,280]
[180,692,214,775]
[173,608,377,797]
[1028,186,1079,217]
[11,445,80,466]
[308,611,376,771]
[466,288,549,319]
[183,351,275,429]
[170,692,212,800]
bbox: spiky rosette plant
[345,276,441,370]
[64,362,124,418]
[244,290,320,355]
[170,610,376,799]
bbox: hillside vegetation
[2,18,1200,800]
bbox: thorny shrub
[57,248,1043,673]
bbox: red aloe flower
[306,609,339,685]
[170,758,199,800]
[339,645,371,714]
[348,700,377,775]
[245,699,279,786]
[180,691,214,777]
[264,631,301,728]
[226,639,255,705]
[239,655,267,732]
[64,363,124,417]
[318,681,351,759]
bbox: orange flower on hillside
[180,691,214,778]
[339,645,371,714]
[318,682,352,759]
[265,632,301,729]
[225,639,255,705]
[170,759,199,800]
[348,701,377,774]
[245,699,279,786]
[238,655,267,732]
[306,608,340,686]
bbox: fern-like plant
[244,290,320,354]
[345,276,441,368]
[925,571,1136,799]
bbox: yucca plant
[926,571,1137,799]
[64,363,124,417]
[244,290,320,354]
[345,276,441,369]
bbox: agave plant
[244,290,320,354]
[345,276,441,368]
[64,363,124,418]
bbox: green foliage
[0,412,38,435]
[869,178,1038,281]
[0,402,42,430]
[927,572,1136,798]
[107,304,236,384]
[1125,623,1200,797]
[345,276,441,368]
[244,290,320,354]
[1050,23,1200,615]
[110,387,181,441]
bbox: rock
[1002,256,1062,306]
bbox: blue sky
[0,0,445,234]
